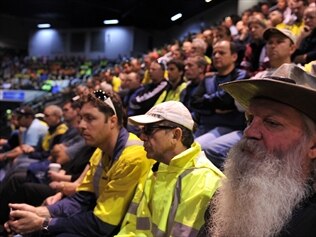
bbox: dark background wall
[0,1,238,59]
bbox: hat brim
[128,114,164,126]
[263,28,295,44]
[220,78,316,121]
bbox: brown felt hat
[220,64,316,121]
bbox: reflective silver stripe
[152,220,198,237]
[152,222,166,237]
[171,221,199,237]
[136,217,151,230]
[127,202,138,215]
[93,158,104,197]
[165,169,193,236]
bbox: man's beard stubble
[208,137,312,237]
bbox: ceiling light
[205,0,212,2]
[171,13,182,21]
[103,19,119,25]
[37,23,51,29]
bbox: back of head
[192,38,207,55]
[16,106,35,118]
[45,105,63,119]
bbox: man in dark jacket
[190,40,248,148]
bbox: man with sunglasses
[4,90,153,237]
[116,101,224,237]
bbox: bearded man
[198,63,316,237]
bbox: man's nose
[244,119,262,140]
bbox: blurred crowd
[1,0,316,235]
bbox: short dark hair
[81,90,124,127]
[64,99,81,110]
[15,106,35,118]
[167,59,185,72]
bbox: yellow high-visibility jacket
[78,133,153,226]
[116,142,224,237]
[155,81,188,105]
[41,123,68,151]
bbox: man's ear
[308,136,316,160]
[289,43,296,56]
[173,127,182,141]
[109,115,118,129]
[232,52,238,63]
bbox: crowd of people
[1,0,316,236]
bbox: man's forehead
[248,98,302,117]
[81,103,98,113]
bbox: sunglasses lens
[94,90,107,101]
[142,126,153,136]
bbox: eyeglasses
[141,125,177,136]
[93,90,117,115]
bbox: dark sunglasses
[93,90,117,115]
[141,125,177,136]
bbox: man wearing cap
[198,64,316,236]
[254,27,296,78]
[0,106,48,162]
[116,101,224,237]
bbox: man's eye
[264,119,280,127]
[245,115,253,125]
[84,116,94,122]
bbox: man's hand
[20,144,35,153]
[5,209,44,234]
[43,192,63,206]
[48,169,67,181]
[54,144,70,164]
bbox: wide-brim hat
[220,64,316,121]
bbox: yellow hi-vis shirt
[115,142,224,237]
[41,123,68,151]
[78,133,154,226]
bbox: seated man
[0,106,48,163]
[116,101,224,236]
[0,105,67,182]
[190,40,248,147]
[198,64,316,236]
[203,28,297,170]
[4,90,153,237]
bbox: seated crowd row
[1,0,316,236]
[1,61,316,236]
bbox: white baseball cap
[128,101,194,131]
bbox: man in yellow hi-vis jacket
[116,101,224,237]
[4,91,153,237]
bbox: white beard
[208,137,312,237]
